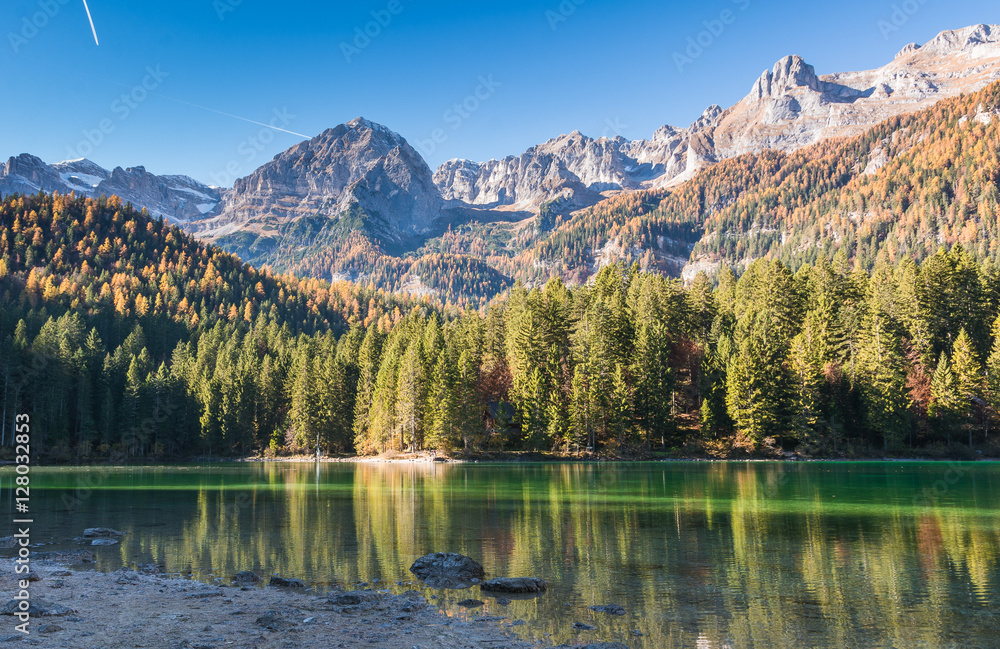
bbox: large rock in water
[408,553,484,589]
[269,576,306,588]
[83,528,125,538]
[232,571,261,585]
[479,577,548,594]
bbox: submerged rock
[589,604,626,615]
[269,576,306,588]
[232,571,261,585]
[409,552,485,589]
[480,577,548,594]
[82,528,125,539]
[572,622,596,630]
[91,539,119,546]
[456,599,484,607]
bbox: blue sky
[1,0,996,186]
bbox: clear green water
[3,461,998,648]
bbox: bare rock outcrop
[202,117,445,244]
[0,155,221,224]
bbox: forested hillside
[217,212,514,308]
[196,82,1000,305]
[520,82,1000,283]
[2,191,999,460]
[0,193,433,458]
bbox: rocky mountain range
[4,24,1000,296]
[0,154,222,224]
[438,24,1000,213]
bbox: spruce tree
[929,351,962,445]
[950,328,982,446]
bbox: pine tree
[856,311,910,450]
[288,344,315,451]
[950,328,982,446]
[569,365,591,453]
[352,327,385,454]
[929,352,962,445]
[425,350,457,451]
[454,349,482,451]
[726,310,794,448]
[395,338,426,452]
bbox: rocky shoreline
[222,451,997,464]
[0,556,628,649]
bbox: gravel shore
[0,558,551,648]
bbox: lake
[3,461,998,648]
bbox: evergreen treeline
[1,191,999,460]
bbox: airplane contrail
[156,95,310,138]
[82,0,99,46]
[29,58,312,140]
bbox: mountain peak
[54,157,97,167]
[896,42,922,58]
[213,115,443,243]
[751,55,821,100]
[691,105,724,130]
[344,116,401,138]
[920,24,1000,56]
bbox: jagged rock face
[435,24,1000,207]
[751,55,822,100]
[917,23,999,57]
[621,105,723,187]
[209,117,443,240]
[433,110,726,211]
[1,154,78,195]
[0,155,220,223]
[712,24,1000,157]
[96,166,223,223]
[52,159,111,194]
[435,131,639,211]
